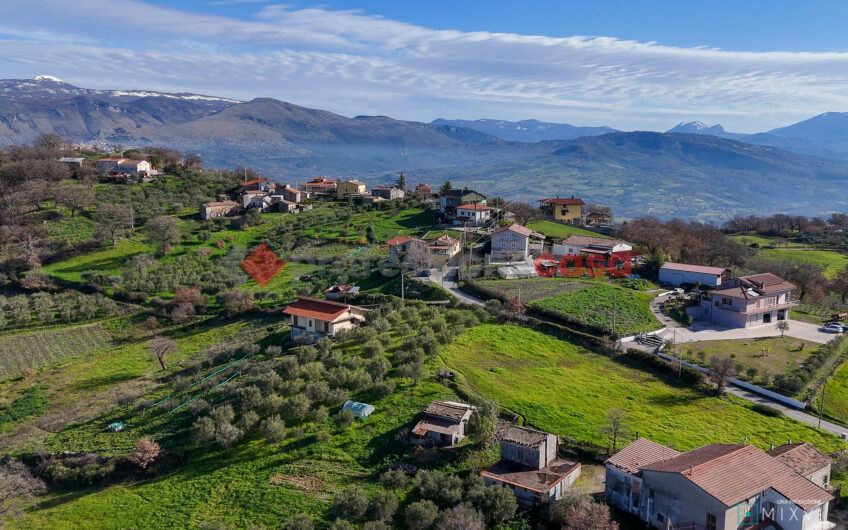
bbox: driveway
[427,267,485,306]
[726,385,848,437]
[650,294,833,344]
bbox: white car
[821,324,843,333]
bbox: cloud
[1,0,848,131]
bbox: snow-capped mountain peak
[33,75,65,83]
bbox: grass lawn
[527,283,660,335]
[475,277,592,302]
[728,233,807,248]
[679,336,817,378]
[758,249,848,279]
[814,359,848,427]
[527,220,610,240]
[41,239,152,284]
[440,325,844,452]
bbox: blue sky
[2,1,848,132]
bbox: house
[415,183,433,197]
[426,234,461,258]
[282,185,308,203]
[342,400,374,419]
[698,273,797,328]
[481,425,581,507]
[371,186,405,200]
[490,223,545,262]
[768,443,833,491]
[58,157,85,167]
[554,235,632,256]
[299,177,337,196]
[412,401,474,447]
[440,188,486,215]
[200,200,239,220]
[539,195,584,224]
[237,178,275,194]
[387,236,427,263]
[361,194,385,204]
[454,203,491,226]
[585,211,613,227]
[337,179,367,199]
[96,158,153,178]
[283,297,368,340]
[324,285,360,301]
[606,438,834,530]
[241,190,270,209]
[269,196,297,212]
[659,262,730,288]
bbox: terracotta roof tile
[283,297,362,321]
[661,262,729,275]
[768,443,832,477]
[501,425,549,448]
[605,438,680,475]
[424,401,472,421]
[457,203,490,211]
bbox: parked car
[836,323,848,332]
[821,324,843,333]
[671,288,685,295]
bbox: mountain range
[1,76,848,220]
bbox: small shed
[107,422,124,432]
[342,400,375,419]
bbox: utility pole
[819,382,826,429]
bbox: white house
[553,235,632,256]
[283,297,368,340]
[454,203,491,226]
[659,262,729,288]
[490,223,545,262]
[698,273,797,328]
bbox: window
[705,513,717,530]
[293,315,299,326]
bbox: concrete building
[412,401,474,447]
[659,262,730,288]
[200,200,239,220]
[539,195,584,224]
[481,426,581,507]
[490,223,545,262]
[768,443,833,492]
[606,438,834,530]
[299,177,337,196]
[371,186,405,200]
[283,297,368,340]
[454,203,491,226]
[698,273,797,328]
[337,179,367,198]
[439,188,486,216]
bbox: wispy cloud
[1,0,848,131]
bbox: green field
[814,359,848,427]
[0,324,113,381]
[475,277,591,302]
[758,249,848,279]
[442,325,844,452]
[526,219,610,240]
[527,283,659,335]
[680,336,817,381]
[41,239,151,284]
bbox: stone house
[412,401,474,446]
[200,200,239,220]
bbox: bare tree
[0,460,47,519]
[506,201,539,225]
[129,438,161,469]
[709,355,737,394]
[601,408,629,453]
[54,182,94,217]
[95,204,134,245]
[148,336,177,371]
[145,215,181,255]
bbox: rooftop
[640,443,832,510]
[605,437,680,475]
[540,195,584,205]
[768,443,832,477]
[203,200,239,207]
[660,262,729,275]
[424,401,472,421]
[482,459,580,493]
[457,203,490,211]
[492,223,545,239]
[283,297,362,321]
[501,425,550,448]
[562,235,627,249]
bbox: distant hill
[417,132,848,221]
[431,118,615,142]
[769,112,848,145]
[3,77,848,220]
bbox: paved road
[726,385,848,437]
[428,267,485,306]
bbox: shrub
[335,409,356,430]
[404,500,439,530]
[368,491,399,522]
[752,403,782,417]
[238,410,260,432]
[284,513,314,530]
[380,469,408,490]
[192,417,216,444]
[215,421,243,450]
[435,505,484,530]
[210,404,235,427]
[262,415,287,443]
[333,486,369,519]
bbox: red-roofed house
[237,178,275,194]
[387,236,425,263]
[283,297,368,340]
[539,195,584,224]
[454,203,491,226]
[699,273,797,328]
[299,177,337,196]
[606,438,834,529]
[491,223,546,261]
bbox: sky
[2,0,848,132]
